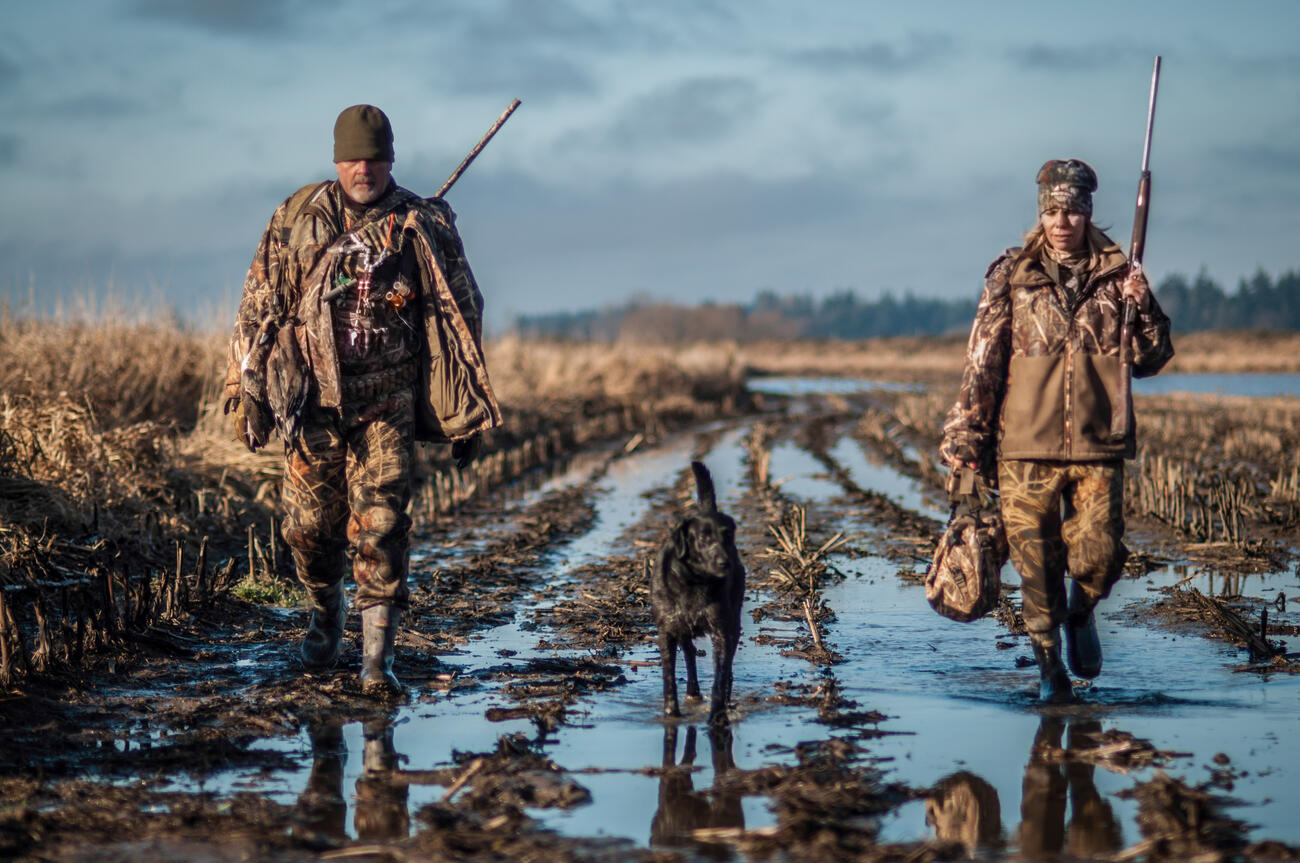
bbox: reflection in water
[293,714,410,841]
[295,720,348,840]
[926,716,1122,859]
[356,716,410,840]
[650,725,744,858]
[925,770,1004,855]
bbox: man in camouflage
[940,159,1173,703]
[224,105,501,694]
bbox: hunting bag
[924,467,1007,622]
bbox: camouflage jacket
[940,227,1173,471]
[224,179,501,443]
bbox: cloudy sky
[3,1,1297,332]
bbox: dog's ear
[672,521,691,559]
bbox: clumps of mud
[710,736,931,863]
[1119,771,1257,862]
[1134,585,1300,673]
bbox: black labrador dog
[651,461,746,726]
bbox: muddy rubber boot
[1030,629,1076,704]
[360,605,401,696]
[300,582,347,669]
[1065,581,1103,679]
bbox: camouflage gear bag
[925,468,1008,622]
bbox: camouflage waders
[281,394,416,613]
[997,459,1126,636]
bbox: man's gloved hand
[451,433,481,469]
[222,390,247,445]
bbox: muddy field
[1,335,1299,863]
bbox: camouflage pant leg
[282,419,350,597]
[281,399,414,610]
[1059,462,1126,608]
[343,399,414,611]
[998,460,1125,634]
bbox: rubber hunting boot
[1030,628,1076,704]
[301,582,347,669]
[1065,581,1103,679]
[360,604,402,695]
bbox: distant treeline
[512,268,1300,342]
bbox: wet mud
[2,379,1299,862]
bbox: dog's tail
[691,461,718,514]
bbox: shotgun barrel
[433,99,521,200]
[1110,56,1161,445]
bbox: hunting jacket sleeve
[939,251,1016,475]
[223,183,333,403]
[1130,292,1174,379]
[421,198,485,345]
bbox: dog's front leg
[682,639,702,700]
[707,628,730,727]
[722,618,740,705]
[659,632,680,717]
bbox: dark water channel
[187,377,1299,857]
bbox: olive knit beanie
[333,104,394,163]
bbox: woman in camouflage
[940,159,1173,703]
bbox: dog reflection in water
[925,716,1122,857]
[651,724,743,855]
[293,715,409,841]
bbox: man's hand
[452,433,481,469]
[1122,264,1152,312]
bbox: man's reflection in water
[293,714,410,842]
[355,715,410,840]
[650,724,744,858]
[926,716,1123,859]
[294,718,348,840]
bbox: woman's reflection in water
[650,724,744,858]
[926,716,1123,858]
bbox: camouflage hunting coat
[940,227,1173,473]
[225,179,501,443]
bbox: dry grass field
[0,308,1295,683]
[1,310,1297,863]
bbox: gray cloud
[603,77,759,149]
[438,50,597,102]
[0,135,18,161]
[126,0,319,36]
[790,32,956,74]
[1215,144,1300,175]
[41,92,146,119]
[1008,41,1147,71]
[458,0,613,44]
[1211,48,1300,78]
[0,50,19,92]
[836,98,897,132]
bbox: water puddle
[151,379,1300,856]
[1135,372,1300,398]
[830,435,948,522]
[767,441,844,501]
[748,377,922,396]
[823,554,1300,853]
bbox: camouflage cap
[1036,158,1097,216]
[333,104,394,163]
